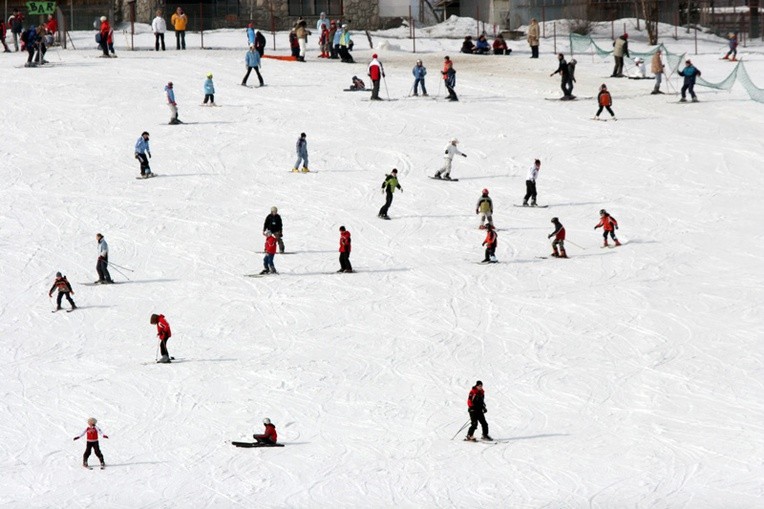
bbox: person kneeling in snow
[253,418,278,444]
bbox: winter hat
[150,314,159,324]
[482,188,489,195]
[142,131,149,137]
[339,226,346,232]
[372,53,378,59]
[271,206,278,213]
[451,138,459,144]
[475,380,483,387]
[56,271,62,277]
[623,33,628,39]
[207,72,213,78]
[600,84,607,90]
[100,16,107,21]
[391,169,397,174]
[551,217,559,223]
[263,417,271,425]
[167,82,173,88]
[300,132,306,138]
[88,417,97,425]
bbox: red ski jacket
[551,223,566,241]
[264,236,277,255]
[339,231,351,253]
[263,423,277,442]
[595,214,618,231]
[483,230,497,247]
[467,386,485,410]
[76,425,108,442]
[156,315,172,340]
[598,90,612,107]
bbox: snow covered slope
[1,23,763,507]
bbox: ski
[141,357,176,365]
[232,441,285,448]
[513,204,549,208]
[343,88,371,92]
[378,216,391,220]
[428,177,459,182]
[135,174,159,180]
[83,465,93,470]
[66,308,76,313]
[79,282,120,286]
[52,309,60,313]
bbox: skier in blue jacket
[134,131,153,178]
[678,59,701,103]
[242,45,264,87]
[292,133,309,173]
[203,73,215,105]
[412,59,427,96]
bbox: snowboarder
[338,226,352,273]
[651,49,665,94]
[433,138,466,180]
[523,159,541,207]
[171,7,187,50]
[466,381,491,441]
[550,53,574,99]
[165,82,181,125]
[291,133,309,173]
[348,75,365,90]
[152,9,166,51]
[594,209,621,247]
[202,73,215,105]
[481,225,498,263]
[611,33,629,77]
[594,84,616,120]
[412,59,427,96]
[151,313,172,363]
[260,230,278,275]
[527,18,540,58]
[723,33,738,61]
[378,169,402,219]
[263,206,285,253]
[442,56,458,101]
[242,45,264,87]
[134,131,153,178]
[548,217,567,258]
[678,59,701,103]
[95,233,113,284]
[49,272,77,311]
[368,53,384,101]
[475,188,493,229]
[73,417,108,469]
[253,417,278,445]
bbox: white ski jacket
[526,164,540,182]
[152,16,167,34]
[443,143,464,160]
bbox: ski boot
[157,355,171,363]
[71,304,77,310]
[691,97,699,103]
[291,167,299,173]
[722,54,729,60]
[464,435,477,442]
[614,239,622,247]
[482,435,493,441]
[522,200,528,207]
[83,461,89,468]
[443,175,452,181]
[551,247,559,258]
[301,166,310,173]
[559,248,568,258]
[679,97,687,103]
[603,240,609,248]
[432,173,441,179]
[530,200,537,207]
[259,269,269,275]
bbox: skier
[291,132,309,173]
[481,224,498,263]
[465,381,491,441]
[152,9,166,51]
[678,59,701,103]
[202,72,215,105]
[550,53,574,99]
[263,206,285,253]
[632,57,646,78]
[433,138,466,180]
[475,188,493,229]
[611,33,629,77]
[253,418,278,445]
[165,82,181,125]
[254,28,266,57]
[594,84,616,121]
[260,230,278,275]
[318,22,330,58]
[171,7,187,50]
[527,18,540,58]
[548,217,567,258]
[242,44,264,87]
[378,168,402,220]
[328,21,338,59]
[523,159,541,207]
[95,233,113,284]
[412,59,427,96]
[98,16,110,57]
[246,21,256,46]
[73,417,108,469]
[49,272,77,311]
[134,131,153,178]
[594,209,621,247]
[723,33,738,61]
[442,56,458,101]
[651,49,665,94]
[338,226,352,273]
[106,23,116,57]
[368,53,384,101]
[150,313,173,363]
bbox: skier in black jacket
[262,206,284,253]
[49,272,77,311]
[466,380,492,441]
[550,53,574,99]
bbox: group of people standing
[150,7,188,51]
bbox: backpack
[20,29,29,43]
[95,32,102,43]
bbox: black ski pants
[613,56,624,76]
[56,291,75,309]
[483,246,496,262]
[446,84,458,101]
[96,258,112,282]
[524,180,537,203]
[531,45,539,58]
[154,33,165,51]
[175,30,185,50]
[681,83,697,99]
[242,66,263,86]
[203,94,215,104]
[137,153,150,175]
[596,105,615,117]
[160,338,170,357]
[378,190,393,216]
[253,434,275,444]
[339,252,352,272]
[83,441,104,464]
[467,410,488,437]
[371,79,381,99]
[562,78,574,97]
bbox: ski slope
[1,20,763,508]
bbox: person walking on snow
[523,159,541,207]
[242,44,264,87]
[263,207,285,253]
[678,59,701,103]
[134,131,153,178]
[412,59,427,96]
[651,49,665,94]
[433,138,466,180]
[292,133,309,173]
[548,217,567,258]
[368,54,385,100]
[260,230,278,275]
[476,188,493,229]
[594,84,616,120]
[611,33,629,77]
[74,417,108,469]
[594,209,621,247]
[152,9,166,51]
[481,225,498,263]
[378,169,402,219]
[723,33,738,61]
[171,7,187,50]
[49,272,76,311]
[95,233,113,284]
[527,18,540,58]
[254,418,278,445]
[165,82,181,124]
[442,56,458,101]
[338,226,352,273]
[151,313,173,363]
[202,73,215,105]
[466,381,491,441]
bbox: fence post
[694,24,697,54]
[129,0,135,50]
[553,21,556,54]
[542,5,545,38]
[410,5,416,53]
[611,19,614,40]
[674,11,678,39]
[476,4,480,37]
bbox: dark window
[288,0,341,16]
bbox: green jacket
[382,174,402,193]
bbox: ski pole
[109,262,134,272]
[383,75,390,100]
[566,239,586,250]
[155,341,160,362]
[451,419,471,440]
[436,78,442,98]
[109,264,131,281]
[407,82,414,97]
[49,294,56,311]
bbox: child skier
[475,188,493,229]
[260,230,278,275]
[165,81,181,125]
[433,138,466,180]
[594,84,616,120]
[594,209,621,247]
[348,75,366,90]
[73,417,108,469]
[338,226,352,273]
[412,59,427,96]
[150,313,173,363]
[378,168,402,220]
[678,59,702,103]
[253,417,278,445]
[548,217,567,258]
[632,57,646,78]
[723,33,738,61]
[263,206,285,253]
[49,272,76,311]
[134,131,153,178]
[481,224,498,263]
[291,132,309,173]
[442,56,458,101]
[203,72,215,105]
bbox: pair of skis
[231,441,284,448]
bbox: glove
[548,234,552,239]
[103,435,109,439]
[475,209,479,214]
[594,226,597,230]
[134,153,139,159]
[399,188,403,193]
[48,293,52,298]
[616,226,619,230]
[549,73,554,77]
[73,436,79,441]
[147,152,152,159]
[462,154,467,158]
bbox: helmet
[482,188,489,195]
[599,209,607,215]
[56,271,62,277]
[416,59,422,65]
[551,217,559,223]
[263,417,271,425]
[451,138,459,144]
[207,72,213,78]
[270,206,278,213]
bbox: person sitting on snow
[349,75,365,90]
[253,418,278,445]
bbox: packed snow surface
[1,18,763,508]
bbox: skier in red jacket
[481,224,498,263]
[73,417,108,468]
[253,417,278,445]
[338,226,353,273]
[465,381,491,441]
[548,217,567,258]
[594,209,621,247]
[260,230,278,275]
[151,313,173,363]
